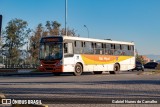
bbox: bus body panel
[119,57,135,70]
[63,54,135,72]
[63,56,75,72]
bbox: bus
[38,36,135,76]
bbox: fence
[4,64,38,69]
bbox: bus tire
[114,63,120,74]
[93,71,103,74]
[73,63,83,76]
[110,64,120,74]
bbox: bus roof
[63,36,134,45]
[41,36,134,45]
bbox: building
[141,55,151,63]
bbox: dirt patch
[137,70,160,75]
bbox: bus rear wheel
[110,64,120,74]
[73,63,83,76]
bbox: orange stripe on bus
[81,55,133,64]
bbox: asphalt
[0,72,54,77]
[0,70,160,107]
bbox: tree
[29,23,43,64]
[45,21,61,36]
[44,20,78,36]
[2,18,31,64]
[61,28,79,36]
[136,55,146,64]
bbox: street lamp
[84,25,89,38]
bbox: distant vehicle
[132,61,144,71]
[144,62,158,69]
[0,63,5,68]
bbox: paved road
[0,70,160,107]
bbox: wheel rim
[76,65,81,73]
[115,66,117,71]
[114,65,119,71]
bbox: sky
[0,0,160,55]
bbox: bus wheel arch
[73,62,83,76]
[110,63,120,74]
[114,63,120,71]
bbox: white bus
[39,36,135,76]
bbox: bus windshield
[39,43,62,60]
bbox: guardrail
[1,64,38,69]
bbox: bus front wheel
[73,63,83,76]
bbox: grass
[151,70,160,74]
[138,70,160,75]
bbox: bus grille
[43,61,56,64]
[46,68,53,70]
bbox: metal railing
[3,64,38,69]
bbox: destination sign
[41,37,63,42]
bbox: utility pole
[65,0,67,36]
[0,15,2,37]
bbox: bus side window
[105,43,110,55]
[83,42,94,54]
[68,43,73,54]
[74,41,83,54]
[115,44,121,55]
[64,43,73,54]
[123,45,129,56]
[121,45,126,55]
[128,45,132,56]
[110,44,115,55]
[95,43,102,54]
